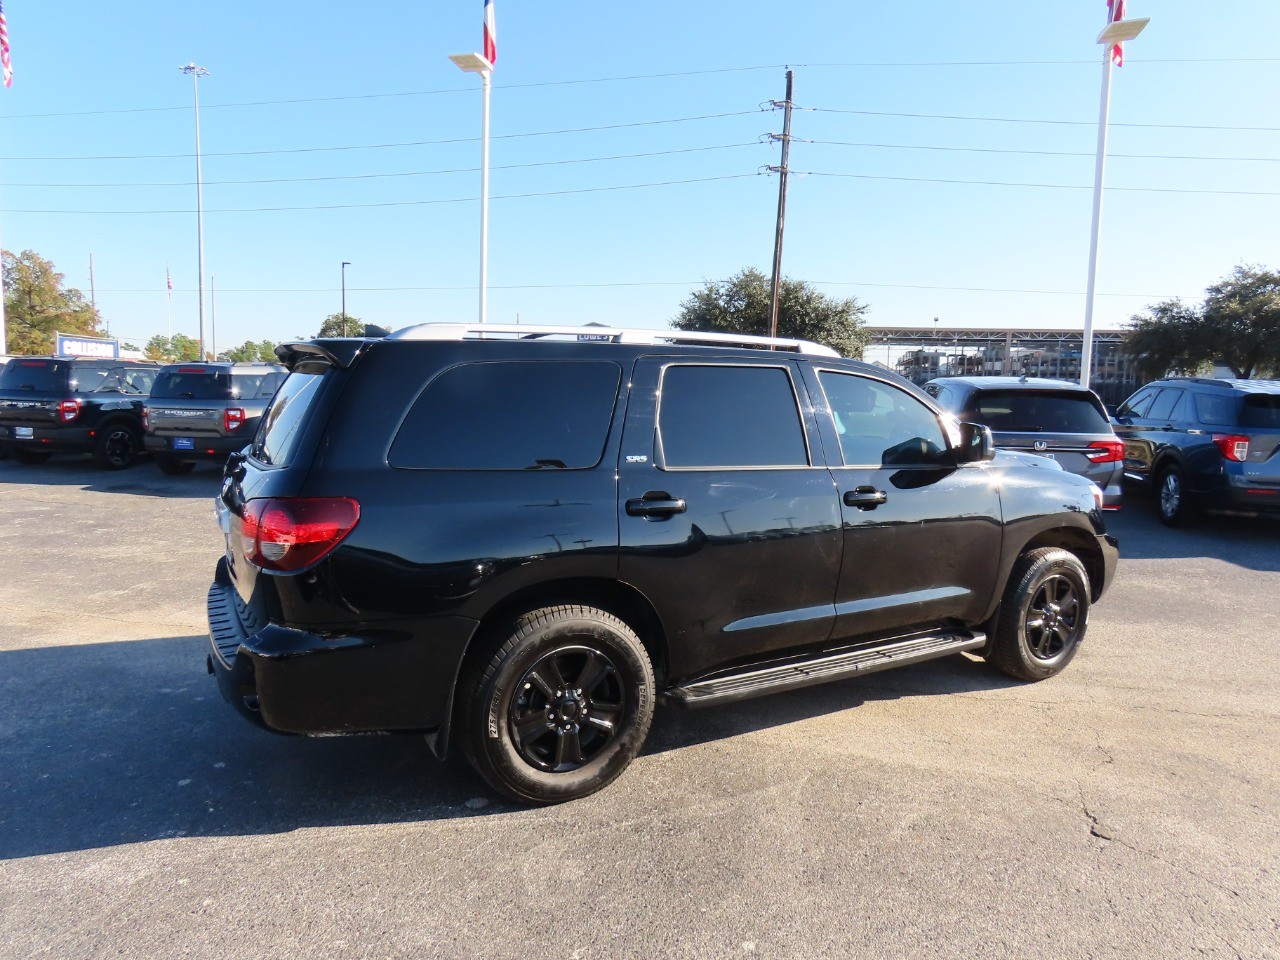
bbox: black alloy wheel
[989,547,1091,682]
[94,424,141,470]
[460,604,655,805]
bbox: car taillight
[224,407,245,432]
[1085,439,1124,463]
[141,405,150,430]
[239,497,360,572]
[59,399,82,423]
[1212,434,1249,462]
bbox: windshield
[968,389,1110,433]
[0,359,66,392]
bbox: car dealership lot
[1,458,1278,960]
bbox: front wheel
[93,424,141,470]
[459,605,655,805]
[988,548,1091,682]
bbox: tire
[988,548,1091,682]
[156,456,196,476]
[1156,463,1195,527]
[93,423,141,470]
[9,447,52,465]
[459,604,655,805]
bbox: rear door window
[390,360,622,470]
[968,390,1109,433]
[658,364,808,468]
[254,369,328,466]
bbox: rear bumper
[1,424,94,452]
[206,557,478,736]
[147,434,246,461]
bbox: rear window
[1193,393,1238,426]
[253,369,328,466]
[968,389,1109,433]
[152,369,232,400]
[1240,394,1280,429]
[0,359,66,392]
[389,360,622,470]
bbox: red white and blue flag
[483,0,497,65]
[166,269,173,294]
[1107,0,1127,67]
[0,0,13,89]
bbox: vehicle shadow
[0,636,1012,859]
[0,456,223,500]
[1104,494,1280,570]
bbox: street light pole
[449,52,493,325]
[180,63,210,358]
[341,261,351,336]
[1081,12,1149,388]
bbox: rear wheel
[9,447,52,465]
[459,605,655,805]
[156,456,196,476]
[93,424,141,470]
[1157,464,1195,526]
[988,548,1090,682]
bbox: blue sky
[0,1,1277,354]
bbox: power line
[805,139,1280,163]
[796,170,1280,196]
[0,110,763,162]
[1,172,763,214]
[1,142,763,189]
[804,106,1280,133]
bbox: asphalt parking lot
[1,455,1278,960]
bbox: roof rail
[385,322,841,357]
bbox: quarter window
[658,365,808,468]
[820,372,949,467]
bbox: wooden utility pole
[767,69,794,339]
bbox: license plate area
[173,437,195,450]
[14,426,33,439]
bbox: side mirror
[956,422,995,463]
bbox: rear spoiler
[274,339,369,371]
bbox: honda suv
[143,362,286,474]
[1113,377,1280,524]
[207,325,1118,804]
[0,356,160,468]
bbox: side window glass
[1118,387,1157,419]
[658,365,808,468]
[257,374,285,399]
[1194,392,1237,426]
[121,368,155,395]
[70,364,113,393]
[1146,388,1182,423]
[820,372,949,467]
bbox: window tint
[1194,392,1237,426]
[1118,387,1158,419]
[69,363,116,393]
[1146,388,1183,423]
[254,369,327,466]
[254,373,286,399]
[820,371,949,466]
[152,369,232,400]
[390,360,621,470]
[659,365,807,468]
[968,390,1109,433]
[1240,394,1280,428]
[228,374,268,400]
[0,359,66,392]
[120,368,156,395]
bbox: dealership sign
[55,333,119,358]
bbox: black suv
[1113,377,1280,524]
[207,325,1118,804]
[143,362,286,474]
[0,356,160,468]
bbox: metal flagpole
[479,67,491,326]
[1081,44,1113,390]
[181,64,210,358]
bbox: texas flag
[483,0,497,65]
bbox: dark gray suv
[924,376,1124,509]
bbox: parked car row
[0,357,285,472]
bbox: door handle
[625,493,687,519]
[844,486,888,509]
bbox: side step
[661,630,986,709]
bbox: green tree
[2,249,104,355]
[672,268,870,358]
[317,312,361,338]
[218,339,280,363]
[1127,265,1280,380]
[143,334,202,363]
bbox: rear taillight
[239,497,360,572]
[1212,434,1249,462]
[59,399,82,423]
[141,405,150,431]
[224,407,246,432]
[1085,439,1124,463]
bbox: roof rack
[385,322,841,357]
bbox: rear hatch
[1237,393,1280,486]
[147,367,235,445]
[0,359,67,431]
[967,388,1121,482]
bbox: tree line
[4,247,1277,380]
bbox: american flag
[0,0,12,90]
[166,269,173,294]
[1107,0,1126,67]
[483,0,496,65]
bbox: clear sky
[0,1,1277,354]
